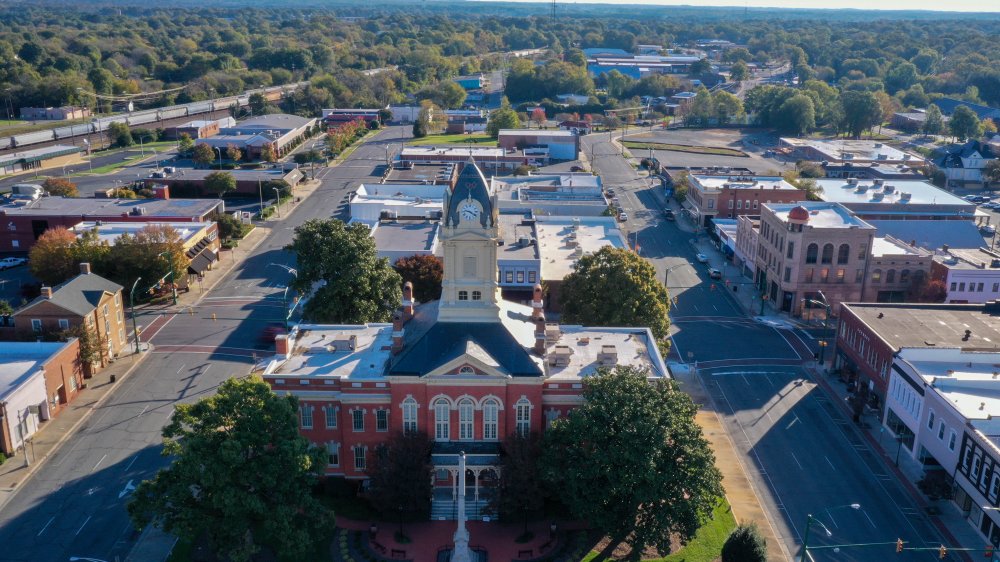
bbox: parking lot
[622,128,795,175]
[0,262,36,306]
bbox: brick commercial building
[19,106,91,121]
[814,178,978,222]
[754,202,876,317]
[141,167,303,198]
[197,114,317,159]
[12,264,127,372]
[0,340,84,455]
[0,196,223,253]
[835,301,1000,416]
[164,117,236,140]
[263,161,668,519]
[685,174,803,227]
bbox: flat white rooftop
[871,236,920,257]
[535,216,626,280]
[545,325,668,380]
[766,202,873,230]
[691,175,797,192]
[70,221,213,245]
[401,146,506,158]
[897,348,1000,435]
[498,129,576,138]
[782,138,922,163]
[815,179,970,207]
[273,324,394,379]
[0,342,68,401]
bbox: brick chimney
[402,281,414,321]
[40,287,53,299]
[533,313,547,356]
[391,311,405,354]
[531,283,544,319]
[275,334,291,356]
[79,262,92,275]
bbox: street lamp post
[269,263,298,331]
[663,262,688,287]
[273,187,282,218]
[157,252,178,305]
[213,147,223,171]
[818,340,828,365]
[800,504,861,562]
[129,277,142,354]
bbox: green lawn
[622,141,747,158]
[407,133,497,146]
[581,501,736,562]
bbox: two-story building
[932,247,1000,304]
[12,264,127,374]
[685,175,803,227]
[262,160,668,519]
[934,140,998,189]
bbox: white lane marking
[825,456,836,470]
[864,509,876,529]
[37,516,54,536]
[118,479,136,500]
[175,364,186,375]
[92,453,107,472]
[125,455,139,472]
[137,405,148,418]
[75,516,91,536]
[790,452,804,470]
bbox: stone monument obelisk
[451,451,473,562]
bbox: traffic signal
[896,539,904,553]
[986,545,994,558]
[940,545,947,559]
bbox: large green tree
[204,171,237,197]
[948,105,983,141]
[287,219,402,323]
[192,143,216,168]
[839,90,883,138]
[127,376,331,562]
[775,94,816,135]
[486,106,520,138]
[983,159,1000,188]
[494,432,546,535]
[922,104,944,136]
[559,246,669,340]
[540,366,724,554]
[367,431,434,521]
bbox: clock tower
[438,160,501,322]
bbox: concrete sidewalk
[0,347,150,512]
[671,362,790,561]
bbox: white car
[696,254,709,263]
[981,225,997,236]
[0,257,27,270]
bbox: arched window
[458,366,475,375]
[821,243,834,264]
[434,399,450,441]
[515,398,532,436]
[458,291,468,301]
[472,290,482,301]
[900,269,911,283]
[402,397,418,434]
[886,270,896,283]
[806,243,818,264]
[458,398,474,440]
[483,400,498,440]
[837,244,850,264]
[872,269,882,284]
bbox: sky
[496,0,1000,12]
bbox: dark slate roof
[933,98,1000,120]
[22,273,122,317]
[388,321,543,378]
[934,140,996,169]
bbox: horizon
[471,0,1000,13]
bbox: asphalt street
[0,125,411,562]
[704,364,952,562]
[583,130,957,561]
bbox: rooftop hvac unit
[517,236,532,247]
[855,184,868,193]
[900,192,912,202]
[883,184,895,193]
[877,154,889,160]
[847,178,858,185]
[873,179,885,186]
[871,192,884,202]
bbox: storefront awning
[187,248,217,275]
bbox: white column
[473,469,480,502]
[451,469,458,501]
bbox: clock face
[460,202,481,221]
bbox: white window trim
[351,408,366,432]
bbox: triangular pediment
[425,347,508,378]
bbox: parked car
[0,257,27,270]
[696,254,709,263]
[618,212,628,222]
[708,268,722,279]
[570,165,584,172]
[981,225,997,236]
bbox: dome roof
[788,205,810,222]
